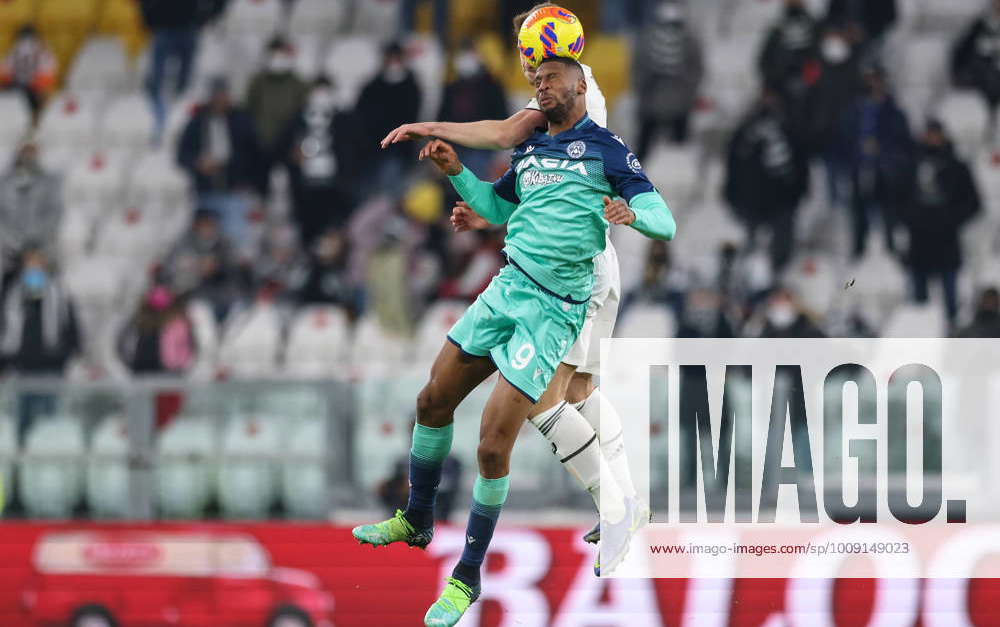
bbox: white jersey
[525,62,620,373]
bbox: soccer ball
[517,6,585,68]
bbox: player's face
[533,62,582,119]
[520,55,537,86]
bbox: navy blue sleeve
[600,133,656,202]
[492,167,520,204]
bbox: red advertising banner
[0,522,997,626]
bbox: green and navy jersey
[449,113,673,303]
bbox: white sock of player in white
[575,387,637,499]
[530,401,627,523]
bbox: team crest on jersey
[626,152,643,173]
[566,140,586,159]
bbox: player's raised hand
[380,122,435,148]
[603,196,635,226]
[420,139,462,176]
[450,201,490,232]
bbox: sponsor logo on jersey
[566,140,586,158]
[515,155,587,176]
[626,152,643,173]
[521,170,564,187]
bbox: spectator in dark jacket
[298,228,361,318]
[164,208,244,320]
[805,22,863,208]
[955,287,1000,337]
[756,287,825,338]
[633,1,704,155]
[279,77,360,244]
[356,43,422,191]
[758,0,820,113]
[177,78,262,255]
[0,247,79,375]
[951,0,1000,134]
[825,0,897,61]
[115,284,200,375]
[140,0,229,139]
[724,88,810,275]
[841,66,913,259]
[897,120,981,326]
[438,41,508,176]
[246,37,310,177]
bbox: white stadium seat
[324,35,380,108]
[66,37,130,99]
[0,413,17,516]
[223,0,284,36]
[883,303,947,338]
[19,415,86,518]
[288,0,348,37]
[414,300,467,367]
[936,92,991,159]
[218,303,284,377]
[101,93,155,158]
[616,303,677,338]
[93,205,172,266]
[218,413,281,518]
[352,0,400,41]
[0,93,31,150]
[156,415,217,518]
[37,93,101,156]
[125,148,190,208]
[407,35,445,122]
[350,315,411,378]
[284,306,351,378]
[63,152,127,211]
[86,414,130,518]
[57,206,97,264]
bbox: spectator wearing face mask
[0,142,63,280]
[755,287,825,338]
[437,41,509,177]
[825,0,897,62]
[0,247,80,375]
[246,37,309,179]
[758,0,821,115]
[0,26,57,119]
[897,120,981,327]
[955,287,1000,337]
[356,43,422,191]
[177,77,263,256]
[804,22,863,209]
[951,0,1000,137]
[279,76,360,244]
[724,87,810,275]
[633,1,704,155]
[840,65,913,259]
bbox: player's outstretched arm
[421,139,518,225]
[382,109,546,151]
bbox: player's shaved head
[537,56,585,80]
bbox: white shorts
[562,238,621,375]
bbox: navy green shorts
[447,265,588,402]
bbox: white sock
[575,387,637,499]
[530,401,626,523]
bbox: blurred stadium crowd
[0,0,999,519]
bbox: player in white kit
[380,3,648,574]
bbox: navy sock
[405,454,442,529]
[451,475,509,589]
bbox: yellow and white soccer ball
[517,6,585,68]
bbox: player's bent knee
[476,439,510,475]
[416,383,453,427]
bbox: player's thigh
[418,340,496,424]
[477,375,537,478]
[529,362,578,418]
[577,282,619,378]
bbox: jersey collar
[546,113,591,138]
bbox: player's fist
[450,201,490,232]
[381,122,434,148]
[603,196,635,226]
[419,139,462,176]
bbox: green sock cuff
[411,423,453,463]
[472,474,510,506]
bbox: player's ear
[577,76,587,95]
